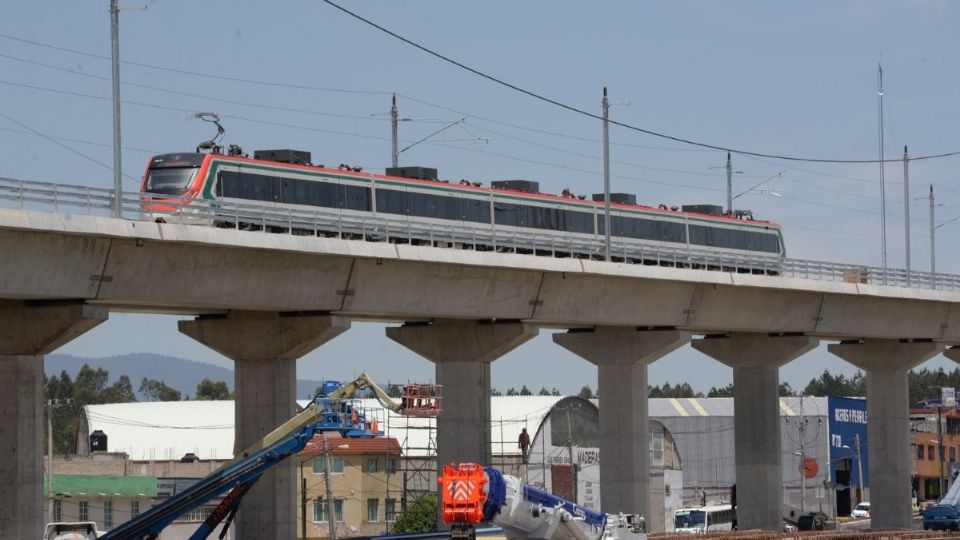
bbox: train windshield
[145,167,199,196]
[674,510,705,528]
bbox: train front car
[140,153,211,223]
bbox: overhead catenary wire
[0,110,141,184]
[319,0,960,165]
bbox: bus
[674,504,735,533]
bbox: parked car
[923,505,960,531]
[851,502,871,519]
[44,521,99,540]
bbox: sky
[3,1,960,395]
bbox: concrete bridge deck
[2,209,959,342]
[4,207,960,538]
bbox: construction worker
[518,428,530,464]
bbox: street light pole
[110,0,122,218]
[602,87,611,262]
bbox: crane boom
[97,375,440,540]
[326,371,403,412]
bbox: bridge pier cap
[0,302,108,540]
[179,311,350,540]
[828,339,944,530]
[692,333,818,531]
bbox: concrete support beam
[0,303,107,540]
[693,333,818,531]
[180,311,349,540]
[553,328,689,530]
[829,339,943,530]
[387,320,537,468]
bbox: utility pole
[904,146,911,286]
[602,87,611,262]
[323,436,337,540]
[726,152,733,215]
[110,0,122,218]
[853,434,864,504]
[391,94,399,168]
[301,460,307,540]
[938,402,945,497]
[799,417,807,514]
[47,399,54,524]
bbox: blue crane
[99,374,440,540]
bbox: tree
[139,377,182,401]
[802,370,865,397]
[491,387,502,396]
[649,382,702,398]
[506,387,518,396]
[195,379,233,400]
[100,375,137,403]
[538,387,552,396]
[551,387,561,396]
[391,493,437,533]
[707,383,735,398]
[578,385,595,399]
[779,382,797,397]
[519,385,532,396]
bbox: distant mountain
[45,353,327,401]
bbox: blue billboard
[828,396,869,490]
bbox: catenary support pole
[602,87,611,261]
[110,0,122,218]
[904,146,911,286]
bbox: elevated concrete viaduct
[4,209,960,535]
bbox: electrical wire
[0,110,140,183]
[0,33,391,96]
[319,0,960,164]
[0,52,391,123]
[0,125,160,155]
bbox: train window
[461,198,491,224]
[342,185,371,211]
[689,224,712,247]
[661,221,686,243]
[525,205,557,230]
[559,209,594,234]
[218,170,280,202]
[493,202,523,227]
[375,189,406,216]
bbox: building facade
[297,432,402,540]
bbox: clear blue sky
[3,1,960,395]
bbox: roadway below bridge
[3,208,960,538]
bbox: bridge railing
[2,177,959,292]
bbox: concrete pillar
[0,303,107,540]
[693,333,818,531]
[829,339,943,529]
[386,320,537,468]
[553,327,689,530]
[180,311,349,540]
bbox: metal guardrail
[3,176,960,293]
